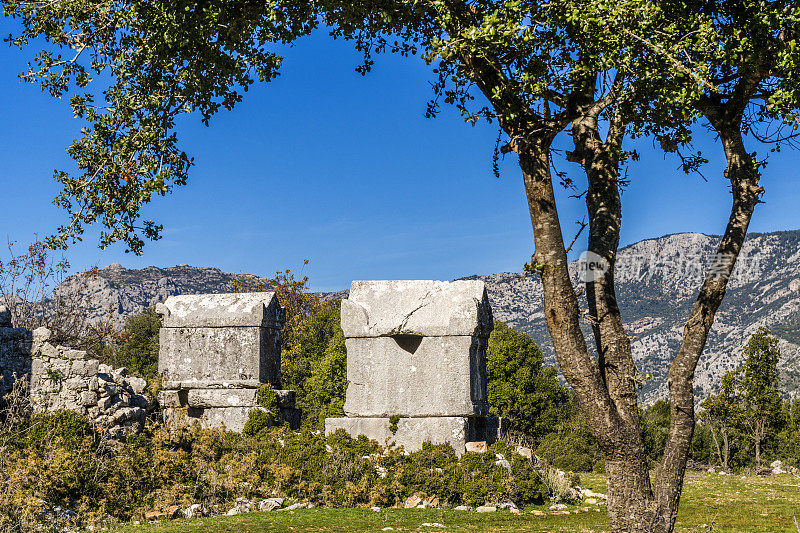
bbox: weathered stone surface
[162,379,262,390]
[185,406,257,433]
[0,305,10,327]
[22,329,150,437]
[465,441,488,453]
[156,292,284,328]
[275,389,296,408]
[343,336,488,417]
[186,388,258,408]
[158,327,280,386]
[341,280,493,338]
[325,417,394,445]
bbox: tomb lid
[156,292,285,328]
[341,280,493,338]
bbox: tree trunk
[653,107,763,532]
[755,437,761,467]
[569,108,659,531]
[722,427,730,470]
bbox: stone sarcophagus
[156,292,299,432]
[325,280,505,453]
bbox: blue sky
[1,32,799,292]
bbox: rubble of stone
[0,305,32,396]
[326,280,505,453]
[156,292,300,432]
[29,327,148,437]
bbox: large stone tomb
[157,292,299,431]
[325,280,505,453]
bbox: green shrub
[243,409,273,436]
[257,384,279,414]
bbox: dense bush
[535,410,602,472]
[0,411,549,532]
[640,400,670,462]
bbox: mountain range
[59,230,800,403]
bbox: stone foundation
[325,416,506,452]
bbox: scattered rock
[549,503,568,510]
[585,498,597,505]
[421,523,446,528]
[494,454,512,475]
[531,509,546,516]
[184,504,207,518]
[476,506,497,513]
[515,446,533,460]
[453,505,471,511]
[771,460,786,474]
[258,498,284,511]
[279,502,312,511]
[498,501,518,510]
[424,495,440,508]
[405,495,424,509]
[465,441,488,454]
[370,507,381,512]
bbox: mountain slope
[59,231,800,402]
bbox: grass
[115,472,800,533]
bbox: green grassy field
[117,472,800,533]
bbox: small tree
[736,328,783,467]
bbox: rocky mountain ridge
[58,230,800,403]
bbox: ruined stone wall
[0,305,32,396]
[1,304,149,436]
[30,327,148,437]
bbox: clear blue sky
[1,32,799,292]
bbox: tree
[6,1,800,531]
[486,320,569,440]
[700,370,739,470]
[105,305,161,385]
[736,328,783,467]
[281,300,344,423]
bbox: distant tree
[640,400,671,463]
[486,320,569,440]
[735,328,783,467]
[700,371,740,470]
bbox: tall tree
[5,1,800,532]
[736,328,783,467]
